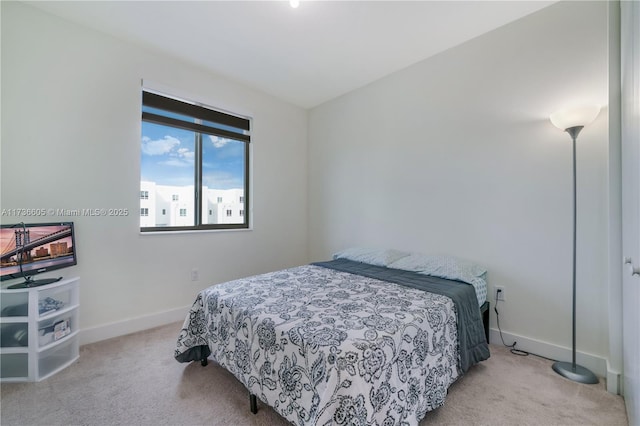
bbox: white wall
[309,1,611,373]
[1,2,308,342]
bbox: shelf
[39,304,79,321]
[38,330,79,353]
[0,322,29,348]
[38,334,79,381]
[37,313,78,350]
[0,277,79,382]
[0,292,28,317]
[0,316,29,324]
[0,347,29,354]
[0,353,28,380]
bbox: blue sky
[140,121,245,189]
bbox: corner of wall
[607,359,622,395]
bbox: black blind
[142,91,250,142]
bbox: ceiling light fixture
[290,0,300,9]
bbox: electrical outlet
[191,268,199,281]
[495,286,505,301]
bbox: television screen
[0,222,77,288]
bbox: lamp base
[552,361,599,384]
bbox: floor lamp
[549,105,601,384]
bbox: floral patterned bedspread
[175,262,480,426]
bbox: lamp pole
[568,125,581,368]
[551,125,598,384]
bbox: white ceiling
[26,1,556,109]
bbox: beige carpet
[0,322,628,426]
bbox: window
[141,208,149,216]
[140,191,148,200]
[140,89,250,231]
[240,210,244,217]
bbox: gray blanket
[312,259,490,373]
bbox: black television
[0,222,77,289]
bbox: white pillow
[333,247,410,267]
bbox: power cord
[494,290,529,357]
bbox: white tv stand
[0,277,79,382]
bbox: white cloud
[141,135,180,156]
[160,159,192,168]
[142,135,195,168]
[208,135,231,148]
[175,148,194,160]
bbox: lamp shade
[549,105,601,130]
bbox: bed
[175,249,490,426]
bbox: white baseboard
[489,328,620,395]
[79,306,189,346]
[606,359,622,395]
